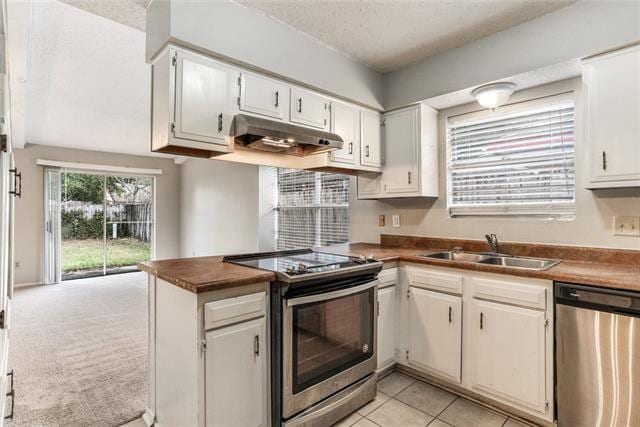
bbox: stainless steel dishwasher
[556,282,640,427]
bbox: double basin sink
[419,251,561,271]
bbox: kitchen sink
[479,256,561,271]
[419,251,491,262]
[419,251,561,271]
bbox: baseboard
[13,281,44,288]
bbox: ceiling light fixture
[472,82,516,109]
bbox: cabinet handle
[298,98,302,113]
[9,168,21,198]
[254,335,260,356]
[274,90,279,107]
[348,142,353,155]
[480,312,484,330]
[448,307,452,323]
[365,145,370,157]
[602,151,607,171]
[217,113,223,133]
[408,171,412,184]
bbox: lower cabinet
[469,299,547,414]
[377,284,397,370]
[407,287,462,383]
[205,316,267,427]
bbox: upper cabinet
[239,72,288,121]
[584,44,640,189]
[360,110,383,168]
[329,102,360,166]
[290,88,330,130]
[151,47,235,157]
[357,104,439,199]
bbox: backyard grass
[62,238,151,272]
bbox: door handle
[274,90,279,107]
[217,113,223,133]
[602,151,607,171]
[298,98,302,113]
[348,142,353,155]
[448,307,452,323]
[9,168,21,198]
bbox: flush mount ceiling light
[472,82,516,109]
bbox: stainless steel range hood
[233,114,343,156]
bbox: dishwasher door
[555,283,640,427]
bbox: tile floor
[334,372,533,427]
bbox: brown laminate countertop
[139,242,640,294]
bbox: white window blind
[447,96,575,217]
[273,168,349,249]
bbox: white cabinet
[407,287,462,383]
[357,104,438,199]
[239,72,288,120]
[584,44,640,188]
[151,47,235,156]
[360,110,382,168]
[377,284,397,371]
[290,87,330,130]
[205,317,267,427]
[329,102,360,165]
[469,299,547,415]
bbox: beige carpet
[7,272,148,426]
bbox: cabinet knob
[348,142,353,155]
[365,145,370,157]
[298,98,303,113]
[254,335,260,357]
[217,113,223,133]
[448,307,452,323]
[274,91,279,107]
[602,151,607,171]
[480,312,484,330]
[408,171,412,184]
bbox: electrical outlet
[378,214,385,227]
[613,216,640,236]
[392,215,400,228]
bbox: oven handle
[286,280,378,307]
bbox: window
[272,168,349,249]
[447,95,575,217]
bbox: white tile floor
[334,372,534,427]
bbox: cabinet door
[239,72,288,120]
[357,172,383,199]
[586,46,640,184]
[377,285,397,370]
[173,50,235,148]
[383,107,420,195]
[206,317,267,427]
[408,287,462,383]
[290,88,330,130]
[361,110,382,168]
[470,299,547,414]
[330,102,359,165]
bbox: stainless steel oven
[282,277,378,420]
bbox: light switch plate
[392,215,400,228]
[378,214,385,227]
[613,216,640,236]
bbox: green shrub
[62,210,104,240]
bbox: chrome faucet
[485,234,499,254]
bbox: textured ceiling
[25,1,152,155]
[236,0,576,73]
[58,0,150,32]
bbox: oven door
[282,278,377,419]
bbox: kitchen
[0,1,639,427]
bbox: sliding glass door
[45,168,154,282]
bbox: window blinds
[274,168,349,249]
[447,97,575,217]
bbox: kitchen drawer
[204,292,266,330]
[471,277,546,310]
[406,267,463,295]
[378,268,397,288]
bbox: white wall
[179,158,260,257]
[13,144,181,285]
[350,78,640,250]
[384,1,640,109]
[146,0,385,110]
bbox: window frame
[445,92,577,218]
